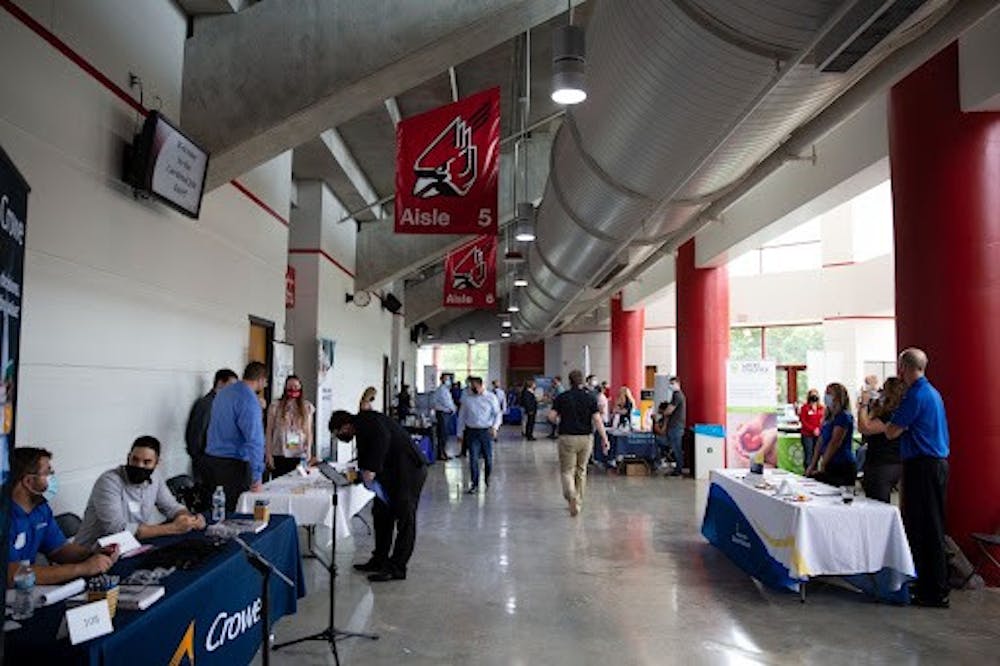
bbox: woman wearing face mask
[265,375,315,478]
[805,383,857,487]
[856,377,905,503]
[798,389,824,474]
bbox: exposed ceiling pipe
[520,0,867,333]
[557,0,996,332]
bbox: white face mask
[823,394,834,410]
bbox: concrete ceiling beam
[319,128,384,220]
[404,273,447,327]
[182,0,583,189]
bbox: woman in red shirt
[798,389,824,474]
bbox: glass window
[729,327,763,360]
[764,325,823,365]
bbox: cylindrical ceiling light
[512,270,528,288]
[551,24,586,105]
[467,332,476,345]
[501,330,511,338]
[501,319,513,328]
[514,202,535,242]
[506,294,520,313]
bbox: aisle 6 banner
[443,235,496,308]
[395,87,499,235]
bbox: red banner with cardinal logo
[395,87,499,235]
[443,235,497,308]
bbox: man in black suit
[329,409,428,582]
[520,379,539,441]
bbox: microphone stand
[273,482,378,665]
[233,535,296,666]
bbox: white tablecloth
[707,469,915,583]
[236,467,374,538]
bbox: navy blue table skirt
[5,514,306,665]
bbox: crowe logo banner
[443,235,496,309]
[395,87,499,235]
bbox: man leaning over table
[885,347,951,609]
[74,435,206,549]
[203,361,268,511]
[7,447,119,586]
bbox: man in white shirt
[457,377,503,493]
[75,436,206,548]
[491,379,508,413]
[431,374,457,461]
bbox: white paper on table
[98,530,142,555]
[4,578,85,607]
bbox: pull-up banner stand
[395,87,500,235]
[0,144,30,662]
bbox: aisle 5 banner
[443,235,496,308]
[395,87,499,235]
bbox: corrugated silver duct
[519,0,896,331]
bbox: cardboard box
[623,460,650,476]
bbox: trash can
[693,424,725,480]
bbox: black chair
[166,474,195,501]
[54,512,82,539]
[969,532,1000,582]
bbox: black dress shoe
[466,485,478,494]
[912,595,950,608]
[367,569,406,582]
[353,559,387,573]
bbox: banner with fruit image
[725,360,778,468]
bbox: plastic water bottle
[12,560,36,621]
[212,485,226,523]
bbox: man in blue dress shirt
[457,377,502,494]
[886,348,951,608]
[203,362,268,511]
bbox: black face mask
[124,465,153,485]
[808,395,819,403]
[336,432,354,443]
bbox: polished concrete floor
[258,428,1000,665]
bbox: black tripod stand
[273,476,378,665]
[234,535,297,666]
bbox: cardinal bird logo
[412,101,491,198]
[451,244,488,291]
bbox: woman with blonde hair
[615,386,635,429]
[857,377,905,502]
[805,382,857,488]
[265,375,315,478]
[359,386,377,411]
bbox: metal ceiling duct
[519,0,936,331]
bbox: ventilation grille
[817,0,929,73]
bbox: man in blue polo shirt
[7,447,118,586]
[886,348,951,608]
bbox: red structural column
[889,43,1000,560]
[610,293,645,400]
[676,239,729,427]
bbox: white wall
[2,1,290,513]
[288,180,403,419]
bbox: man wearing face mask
[7,447,120,586]
[329,408,428,582]
[75,436,206,548]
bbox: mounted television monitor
[124,111,209,219]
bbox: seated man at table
[330,408,428,582]
[7,447,119,585]
[75,436,206,548]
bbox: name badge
[66,600,113,645]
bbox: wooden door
[644,365,657,390]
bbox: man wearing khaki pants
[548,370,610,516]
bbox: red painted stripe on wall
[822,261,856,268]
[288,248,355,279]
[1,0,290,228]
[823,315,895,321]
